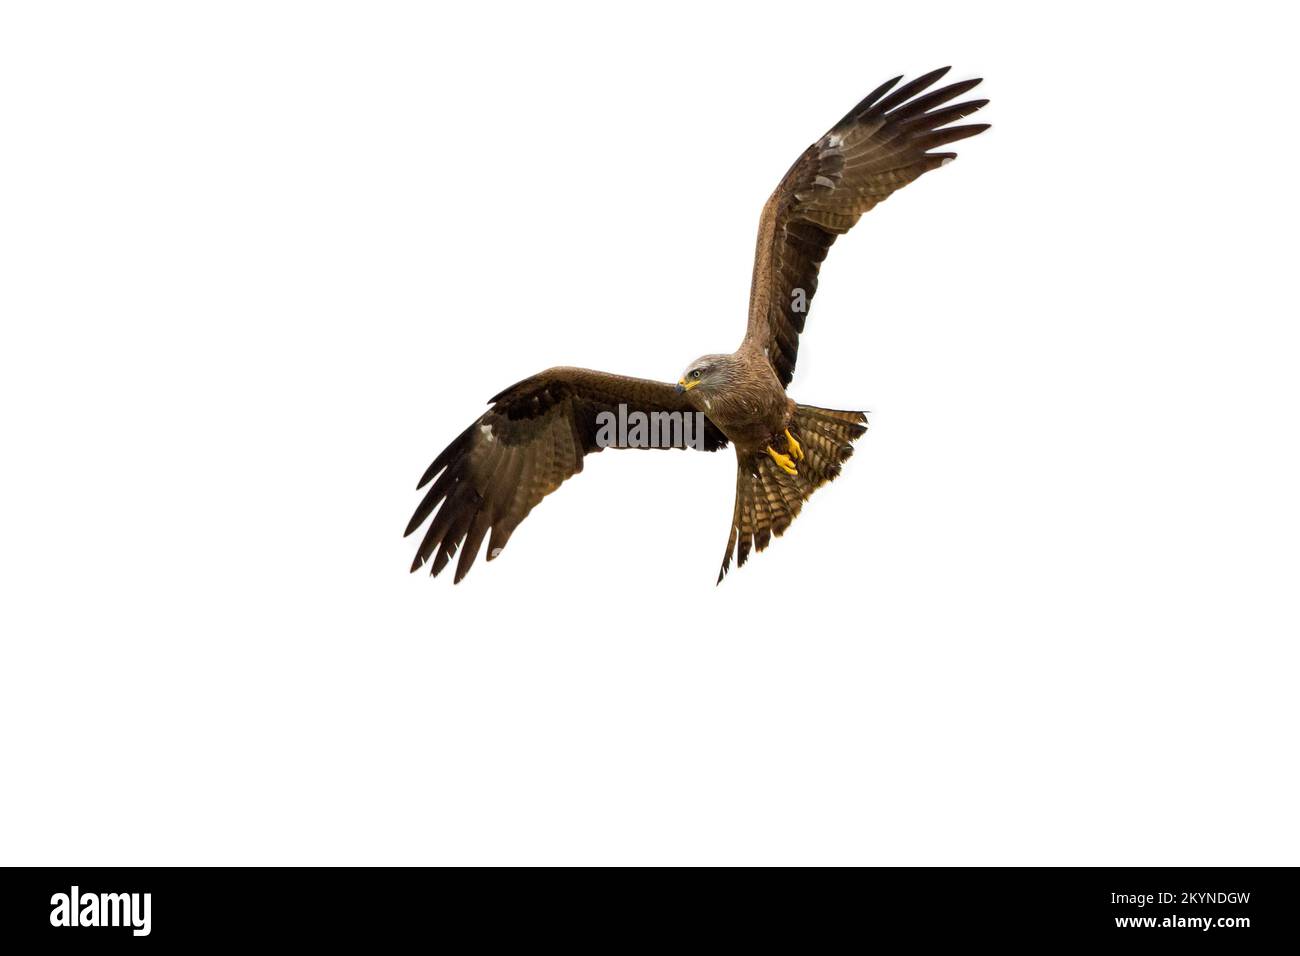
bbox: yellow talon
[784,427,803,461]
[766,445,798,476]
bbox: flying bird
[406,67,989,583]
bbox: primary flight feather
[406,67,989,583]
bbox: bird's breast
[706,384,789,448]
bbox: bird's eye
[691,369,702,379]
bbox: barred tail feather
[717,404,867,582]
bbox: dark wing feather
[744,67,990,387]
[405,367,727,583]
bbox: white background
[2,2,1297,866]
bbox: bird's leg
[784,427,803,461]
[766,445,798,476]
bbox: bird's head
[676,353,736,397]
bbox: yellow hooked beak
[676,377,699,393]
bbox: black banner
[1,867,1294,946]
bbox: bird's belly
[709,393,791,449]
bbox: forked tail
[717,404,868,582]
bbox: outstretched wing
[744,67,990,387]
[405,367,728,582]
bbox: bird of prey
[406,67,989,583]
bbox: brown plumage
[406,68,989,583]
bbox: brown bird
[406,67,989,583]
